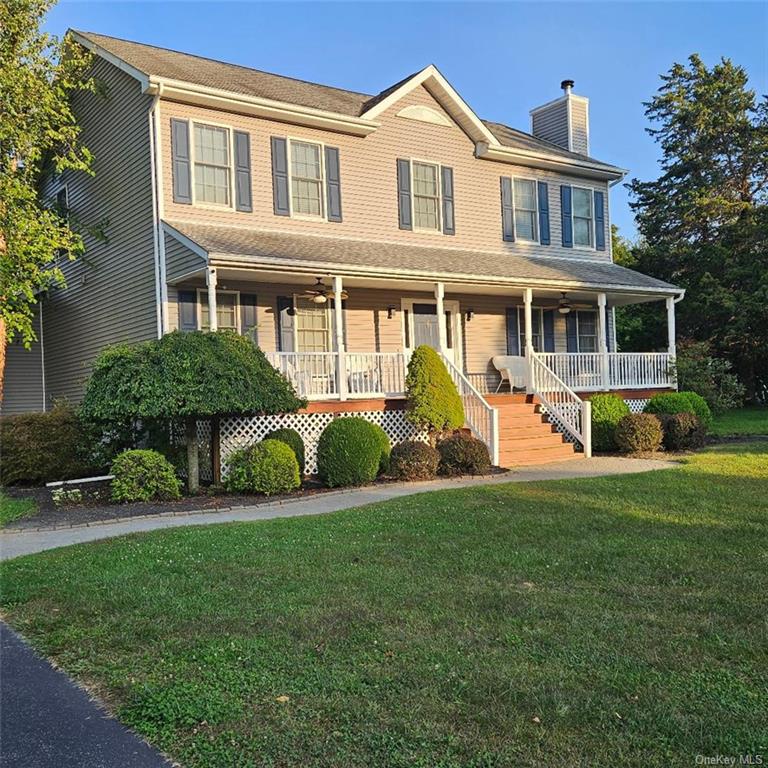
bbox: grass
[711,406,768,437]
[0,491,37,528]
[2,443,767,767]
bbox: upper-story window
[193,123,231,206]
[514,179,538,242]
[412,161,441,231]
[572,186,593,248]
[289,140,324,218]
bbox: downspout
[148,90,162,337]
[148,83,169,337]
[39,300,46,412]
[155,85,170,333]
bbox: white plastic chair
[491,355,527,392]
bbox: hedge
[437,433,491,476]
[224,440,300,496]
[316,418,383,487]
[644,391,712,429]
[615,414,663,454]
[264,428,305,476]
[390,441,440,481]
[110,449,182,502]
[590,394,631,452]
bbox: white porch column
[206,267,218,331]
[523,288,533,390]
[666,296,677,358]
[333,275,347,401]
[597,293,610,390]
[434,282,447,354]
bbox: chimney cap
[561,79,575,93]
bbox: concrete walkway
[0,622,171,768]
[0,457,676,561]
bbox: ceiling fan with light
[557,292,594,314]
[302,277,348,304]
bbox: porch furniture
[492,355,527,392]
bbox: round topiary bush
[659,412,706,451]
[316,418,383,487]
[370,423,392,475]
[110,449,182,502]
[644,391,711,430]
[615,414,663,454]
[390,441,440,481]
[590,393,631,452]
[224,440,300,495]
[264,427,305,475]
[437,433,491,477]
[405,345,464,442]
[678,391,712,430]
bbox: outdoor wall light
[466,308,474,322]
[387,305,397,320]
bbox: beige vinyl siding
[531,99,570,151]
[570,99,589,155]
[165,232,206,282]
[160,85,611,263]
[40,57,157,404]
[1,305,44,415]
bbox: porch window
[575,310,597,352]
[517,307,544,353]
[412,161,441,231]
[290,140,324,217]
[295,302,331,352]
[513,179,538,242]
[193,123,231,206]
[199,291,238,331]
[572,187,593,247]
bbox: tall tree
[628,55,768,399]
[0,0,93,401]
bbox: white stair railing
[441,354,499,465]
[529,351,592,457]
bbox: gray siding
[531,99,569,150]
[571,100,589,155]
[165,232,206,282]
[2,304,44,415]
[41,57,157,404]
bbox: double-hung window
[295,301,331,352]
[290,140,324,217]
[412,161,441,231]
[572,187,593,248]
[575,310,597,352]
[193,123,231,206]
[199,291,239,331]
[513,179,538,242]
[517,307,544,353]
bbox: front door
[404,300,462,368]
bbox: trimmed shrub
[0,402,93,485]
[679,391,712,429]
[644,391,712,430]
[390,441,440,481]
[659,412,706,451]
[437,433,491,477]
[590,393,631,452]
[316,418,382,487]
[110,449,182,502]
[223,440,301,495]
[370,423,391,475]
[405,345,464,441]
[264,428,305,475]
[615,414,663,454]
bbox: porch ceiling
[164,220,681,302]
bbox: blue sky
[46,1,767,238]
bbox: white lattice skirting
[220,410,428,475]
[625,398,650,413]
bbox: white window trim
[409,158,443,234]
[189,119,236,211]
[515,305,547,353]
[196,289,241,332]
[512,176,539,244]
[574,309,598,353]
[292,293,334,352]
[286,137,328,222]
[570,184,596,252]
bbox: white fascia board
[361,64,500,146]
[69,31,150,91]
[476,142,626,181]
[148,78,379,137]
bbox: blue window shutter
[501,177,515,242]
[178,290,197,331]
[441,166,455,235]
[171,119,192,204]
[276,296,294,352]
[605,305,614,351]
[543,310,555,352]
[396,159,412,230]
[324,146,342,222]
[271,137,290,216]
[561,185,573,247]
[566,312,578,352]
[594,190,606,251]
[240,293,257,342]
[234,131,252,212]
[505,307,520,355]
[538,181,550,245]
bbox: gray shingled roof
[165,220,678,293]
[75,31,621,172]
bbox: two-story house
[3,31,683,469]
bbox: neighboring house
[3,31,683,468]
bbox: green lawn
[0,492,37,528]
[711,406,768,437]
[2,444,767,767]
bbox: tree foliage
[627,54,768,399]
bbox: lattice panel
[220,410,428,475]
[196,419,213,483]
[625,399,650,413]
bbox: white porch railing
[265,352,339,399]
[441,354,500,465]
[529,352,591,457]
[537,352,673,391]
[346,352,408,397]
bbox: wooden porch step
[499,442,581,467]
[499,422,557,436]
[484,393,539,405]
[499,432,567,449]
